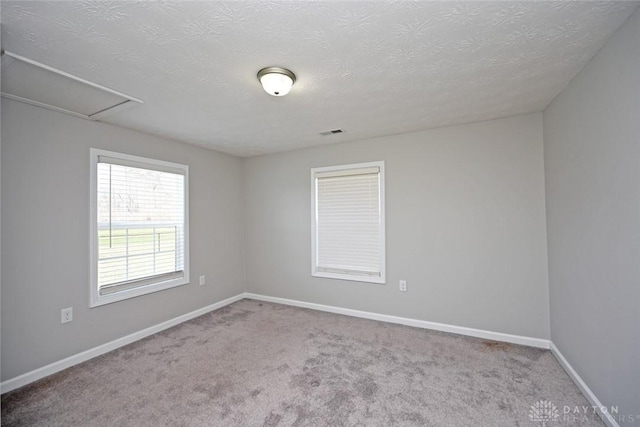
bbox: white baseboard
[550,342,619,427]
[244,293,550,349]
[0,291,553,394]
[1,293,245,394]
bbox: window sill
[312,270,385,285]
[89,276,189,308]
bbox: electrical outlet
[61,307,73,324]
[199,275,205,286]
[399,280,407,292]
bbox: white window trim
[89,148,190,308]
[311,161,386,284]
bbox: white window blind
[312,162,385,283]
[90,149,189,307]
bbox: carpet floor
[2,299,602,426]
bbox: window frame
[311,161,386,284]
[89,148,190,308]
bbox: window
[90,149,189,307]
[311,161,385,284]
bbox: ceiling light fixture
[257,67,296,97]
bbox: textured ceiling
[1,1,638,156]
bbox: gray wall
[1,99,245,380]
[244,113,550,339]
[544,8,640,422]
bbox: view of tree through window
[96,161,185,294]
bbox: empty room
[1,1,638,426]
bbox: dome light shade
[257,67,296,96]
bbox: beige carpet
[2,299,602,426]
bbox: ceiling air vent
[319,129,343,136]
[1,50,143,120]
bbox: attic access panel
[1,50,142,120]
